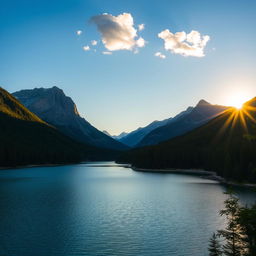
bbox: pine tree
[238,205,256,256]
[218,191,245,256]
[208,232,222,256]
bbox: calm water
[0,162,255,256]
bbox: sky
[1,0,256,135]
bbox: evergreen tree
[208,232,222,256]
[218,191,245,256]
[238,205,256,256]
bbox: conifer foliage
[209,191,256,256]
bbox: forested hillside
[118,98,256,183]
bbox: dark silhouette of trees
[218,192,245,256]
[208,233,222,256]
[209,191,256,256]
[118,105,256,183]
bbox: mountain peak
[51,86,64,93]
[12,87,128,150]
[196,99,210,106]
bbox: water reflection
[0,162,255,256]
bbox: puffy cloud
[158,29,210,57]
[136,37,146,48]
[83,45,90,51]
[155,52,166,59]
[91,40,98,46]
[90,13,145,51]
[138,24,145,31]
[102,51,112,55]
[76,30,82,36]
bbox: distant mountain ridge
[112,132,129,140]
[137,100,228,147]
[118,117,173,147]
[115,100,228,148]
[117,97,256,183]
[13,87,128,150]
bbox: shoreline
[132,167,256,188]
[1,162,255,189]
[0,163,71,171]
[0,162,130,171]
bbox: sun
[227,92,250,110]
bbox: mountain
[13,87,127,150]
[0,87,88,167]
[117,118,172,147]
[112,132,129,140]
[102,130,128,140]
[117,98,256,183]
[137,100,228,147]
[116,107,194,147]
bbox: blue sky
[1,0,256,135]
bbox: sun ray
[238,110,248,132]
[242,109,256,124]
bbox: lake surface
[0,162,255,256]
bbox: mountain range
[117,98,256,183]
[115,100,228,147]
[13,87,127,151]
[2,84,256,182]
[137,100,228,147]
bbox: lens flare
[227,93,250,109]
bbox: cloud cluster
[158,29,210,57]
[83,45,90,51]
[77,12,211,58]
[90,13,145,52]
[155,52,166,59]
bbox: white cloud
[91,40,98,46]
[90,13,146,52]
[138,24,145,31]
[76,30,82,36]
[158,29,210,57]
[136,37,146,48]
[83,45,90,51]
[102,51,112,55]
[155,52,166,59]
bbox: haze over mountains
[13,87,127,151]
[115,100,228,147]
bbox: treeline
[0,87,121,168]
[118,106,256,183]
[0,112,85,166]
[0,112,123,167]
[208,191,256,256]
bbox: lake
[0,162,255,256]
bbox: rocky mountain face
[13,87,127,150]
[0,87,86,166]
[137,100,228,147]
